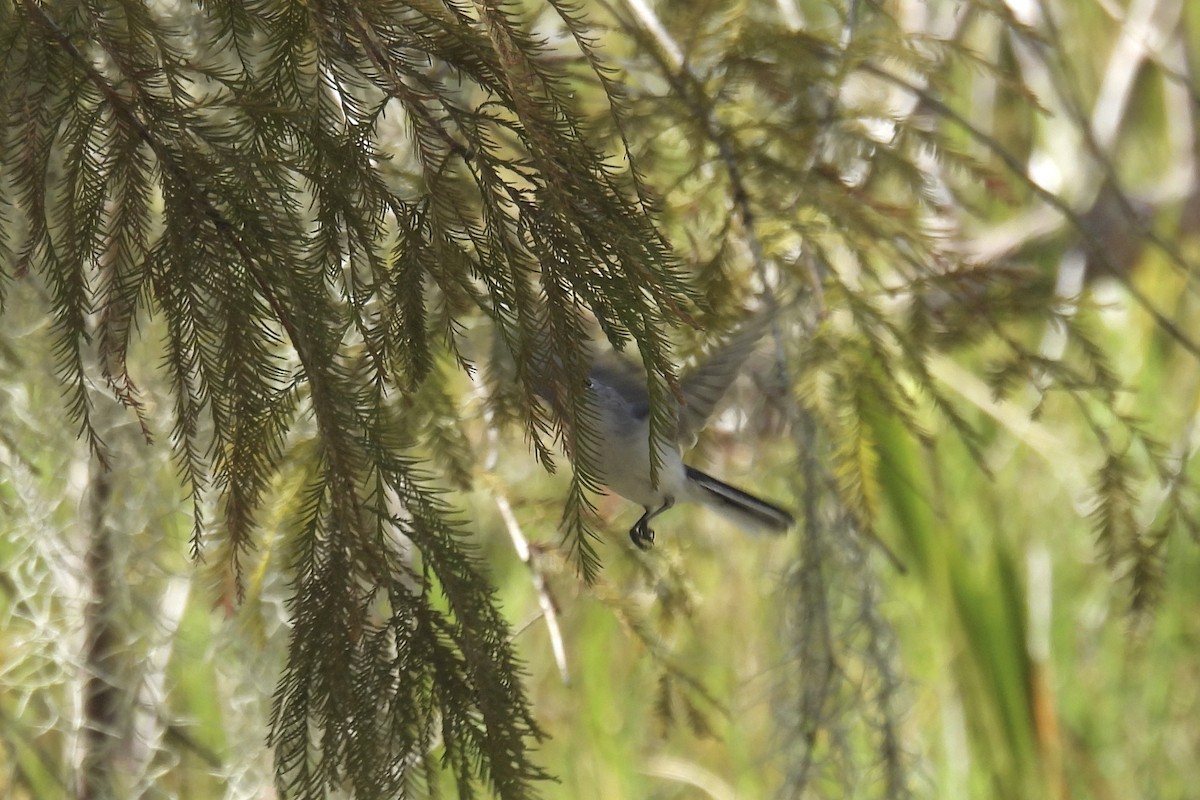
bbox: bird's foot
[629,520,655,551]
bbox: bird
[555,315,794,550]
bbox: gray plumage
[572,314,793,548]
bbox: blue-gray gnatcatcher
[563,318,794,550]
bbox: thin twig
[494,490,570,685]
[861,61,1200,361]
[478,378,570,685]
[616,0,815,312]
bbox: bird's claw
[630,521,655,551]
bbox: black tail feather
[685,466,794,534]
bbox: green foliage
[0,0,696,794]
[3,0,1200,798]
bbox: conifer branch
[860,61,1200,361]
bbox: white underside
[588,392,689,510]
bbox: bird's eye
[583,379,594,389]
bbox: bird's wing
[676,314,771,449]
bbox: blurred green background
[4,0,1200,797]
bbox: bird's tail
[685,466,793,535]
